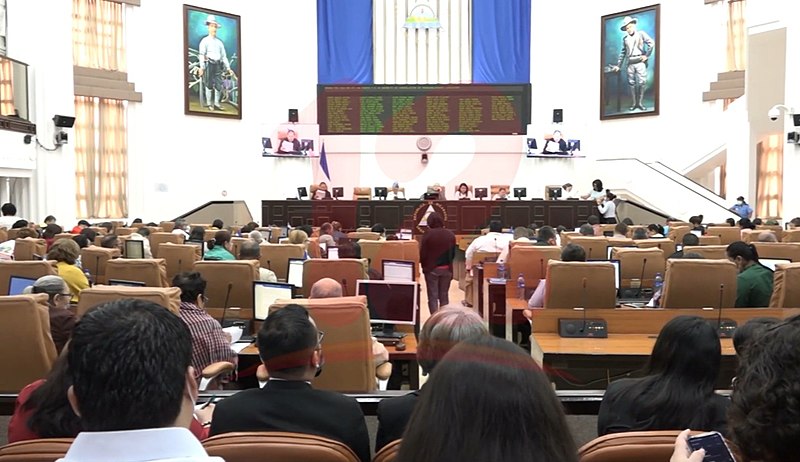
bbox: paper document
[231,342,251,354]
[223,326,243,344]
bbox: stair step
[703,88,745,102]
[710,79,745,91]
[717,70,745,81]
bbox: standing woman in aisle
[597,190,618,224]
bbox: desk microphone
[95,255,101,276]
[580,277,588,333]
[716,283,736,338]
[539,258,545,279]
[220,283,233,327]
[266,260,272,270]
[178,259,183,274]
[341,279,348,295]
[636,258,648,298]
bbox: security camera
[768,104,794,121]
[52,115,76,128]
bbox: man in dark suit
[209,304,370,462]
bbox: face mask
[737,201,744,206]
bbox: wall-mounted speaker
[553,109,563,124]
[288,109,299,123]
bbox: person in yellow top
[47,238,89,302]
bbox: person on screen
[198,15,233,112]
[312,182,332,200]
[542,130,568,154]
[455,183,471,200]
[277,129,302,154]
[492,187,509,200]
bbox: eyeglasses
[200,295,209,304]
[316,330,325,348]
[55,293,72,300]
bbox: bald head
[309,278,343,299]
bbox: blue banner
[317,0,374,84]
[472,0,531,84]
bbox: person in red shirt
[419,212,456,315]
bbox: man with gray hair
[238,240,277,282]
[248,230,264,244]
[26,275,75,354]
[757,232,778,243]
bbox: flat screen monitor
[254,281,295,321]
[527,138,537,150]
[423,192,440,200]
[124,239,144,259]
[108,279,146,287]
[297,187,308,199]
[690,230,703,237]
[549,187,562,199]
[287,258,305,288]
[356,280,418,334]
[474,188,488,199]
[327,247,339,259]
[301,139,314,151]
[568,139,581,153]
[761,258,791,271]
[185,240,205,258]
[513,187,527,199]
[374,187,388,199]
[332,187,344,198]
[609,260,621,290]
[382,260,415,282]
[8,276,36,295]
[261,137,273,150]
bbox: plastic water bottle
[654,273,664,293]
[497,261,506,280]
[517,274,526,300]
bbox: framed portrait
[183,5,242,119]
[600,4,660,120]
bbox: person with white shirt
[581,179,606,200]
[463,221,513,307]
[492,187,509,200]
[597,190,618,224]
[198,15,232,112]
[0,202,21,229]
[389,182,405,200]
[455,183,471,200]
[560,183,578,200]
[58,299,221,462]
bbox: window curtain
[471,0,531,83]
[74,96,97,218]
[0,58,13,116]
[755,136,783,219]
[726,0,746,71]
[317,0,373,84]
[72,0,125,71]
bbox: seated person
[613,223,629,238]
[288,229,310,260]
[424,183,447,200]
[455,183,471,200]
[318,222,336,249]
[376,306,488,451]
[100,234,122,251]
[587,215,602,236]
[47,239,89,303]
[212,219,224,230]
[209,305,370,462]
[542,130,568,154]
[238,241,277,282]
[757,231,778,242]
[0,226,38,260]
[598,316,728,436]
[632,228,648,240]
[188,226,205,243]
[535,226,558,246]
[128,227,153,258]
[727,241,774,308]
[492,187,509,200]
[789,217,800,229]
[42,224,63,250]
[277,129,302,154]
[312,182,332,200]
[578,223,595,236]
[70,219,90,235]
[337,241,376,279]
[561,183,577,199]
[331,221,347,242]
[371,223,386,240]
[204,230,235,261]
[172,219,190,239]
[389,182,405,200]
[726,217,736,227]
[526,244,586,310]
[27,276,75,355]
[248,230,264,244]
[646,224,664,238]
[668,233,700,259]
[58,299,220,460]
[689,215,705,235]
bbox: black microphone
[539,258,544,280]
[717,283,724,326]
[95,255,100,275]
[636,258,648,299]
[579,277,588,333]
[220,283,233,327]
[266,259,272,270]
[178,259,183,274]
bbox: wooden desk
[535,333,735,356]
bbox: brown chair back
[0,438,74,462]
[568,236,609,261]
[347,231,381,241]
[742,229,776,244]
[307,238,323,259]
[352,187,371,200]
[105,258,169,287]
[230,237,248,259]
[706,226,742,245]
[560,231,580,246]
[606,237,635,248]
[634,238,676,258]
[611,247,666,288]
[770,262,800,308]
[149,232,184,258]
[681,245,728,260]
[373,440,401,462]
[4,229,16,240]
[578,430,697,462]
[753,242,800,262]
[53,233,76,242]
[204,229,218,241]
[269,296,374,392]
[667,226,690,243]
[203,432,360,462]
[0,294,58,393]
[0,261,58,295]
[159,243,200,281]
[784,229,800,243]
[544,261,616,308]
[114,227,135,236]
[76,286,182,318]
[193,260,259,310]
[698,235,721,246]
[756,224,784,241]
[261,244,305,281]
[507,246,562,286]
[14,238,47,261]
[359,241,420,279]
[159,221,176,232]
[302,259,367,298]
[88,226,107,235]
[660,259,737,308]
[80,246,121,285]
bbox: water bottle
[497,261,506,280]
[654,273,664,293]
[517,274,526,300]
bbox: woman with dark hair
[597,316,728,436]
[726,241,774,307]
[582,179,605,200]
[597,190,618,224]
[455,182,471,200]
[42,224,63,250]
[419,212,456,314]
[646,224,664,238]
[203,230,235,261]
[397,335,577,462]
[738,217,756,230]
[375,307,487,451]
[188,226,205,242]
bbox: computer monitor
[185,240,205,258]
[356,280,418,337]
[423,192,440,200]
[326,247,339,259]
[513,187,527,200]
[253,281,295,321]
[396,229,413,240]
[609,260,621,290]
[690,230,703,237]
[287,258,305,288]
[124,239,144,259]
[761,258,791,271]
[261,137,272,154]
[108,279,146,287]
[301,139,314,151]
[526,138,538,150]
[374,187,388,199]
[549,187,562,200]
[568,139,581,153]
[332,187,344,198]
[8,276,36,295]
[474,188,488,199]
[382,260,415,282]
[297,187,308,199]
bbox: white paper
[281,140,295,152]
[223,326,243,344]
[231,342,251,354]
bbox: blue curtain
[471,0,531,84]
[317,0,373,84]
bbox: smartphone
[687,431,736,462]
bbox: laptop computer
[382,259,415,282]
[8,276,37,295]
[124,239,144,259]
[761,258,791,271]
[287,258,305,288]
